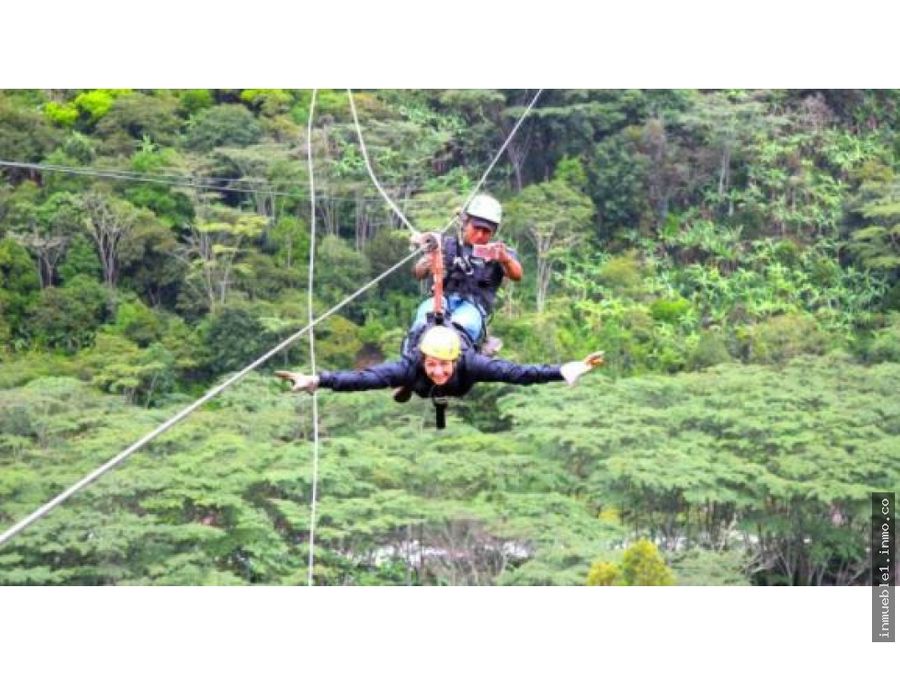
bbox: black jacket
[318,351,562,399]
[440,236,518,315]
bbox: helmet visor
[467,216,497,232]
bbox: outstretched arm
[466,355,562,385]
[276,360,414,394]
[467,351,604,386]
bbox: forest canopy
[1,89,898,585]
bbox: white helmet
[464,194,502,230]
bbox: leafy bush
[26,276,110,352]
[597,251,645,299]
[586,560,620,586]
[96,93,182,153]
[746,313,828,364]
[109,297,165,347]
[58,234,102,284]
[185,104,262,151]
[175,89,215,116]
[622,539,676,585]
[688,330,732,370]
[198,306,271,377]
[669,548,752,585]
[44,101,79,127]
[862,313,900,363]
[650,295,692,323]
[73,89,131,123]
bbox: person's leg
[446,296,485,345]
[409,298,447,332]
[404,296,450,356]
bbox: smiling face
[423,356,455,385]
[462,217,495,246]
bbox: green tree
[675,90,768,217]
[185,104,262,151]
[116,215,184,310]
[26,275,110,351]
[2,183,81,288]
[239,89,294,117]
[0,94,61,166]
[500,354,898,585]
[621,539,676,585]
[586,560,620,586]
[589,130,650,238]
[846,175,900,309]
[312,235,372,314]
[0,236,41,348]
[86,333,177,406]
[198,305,271,376]
[506,179,595,312]
[206,143,301,221]
[95,92,182,155]
[176,205,266,312]
[175,89,215,116]
[73,89,132,125]
[81,190,146,288]
[121,145,195,226]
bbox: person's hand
[492,243,511,263]
[275,371,320,394]
[559,351,605,386]
[410,231,440,252]
[583,351,605,368]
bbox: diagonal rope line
[306,90,321,587]
[0,89,543,549]
[347,89,420,234]
[0,245,423,548]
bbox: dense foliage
[1,89,898,585]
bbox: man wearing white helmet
[410,194,523,352]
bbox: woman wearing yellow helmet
[275,323,603,405]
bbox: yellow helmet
[419,326,461,361]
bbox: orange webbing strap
[431,238,444,317]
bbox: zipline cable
[0,158,435,192]
[0,159,450,205]
[347,90,420,234]
[1,91,540,213]
[0,159,284,193]
[0,91,541,211]
[305,90,321,587]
